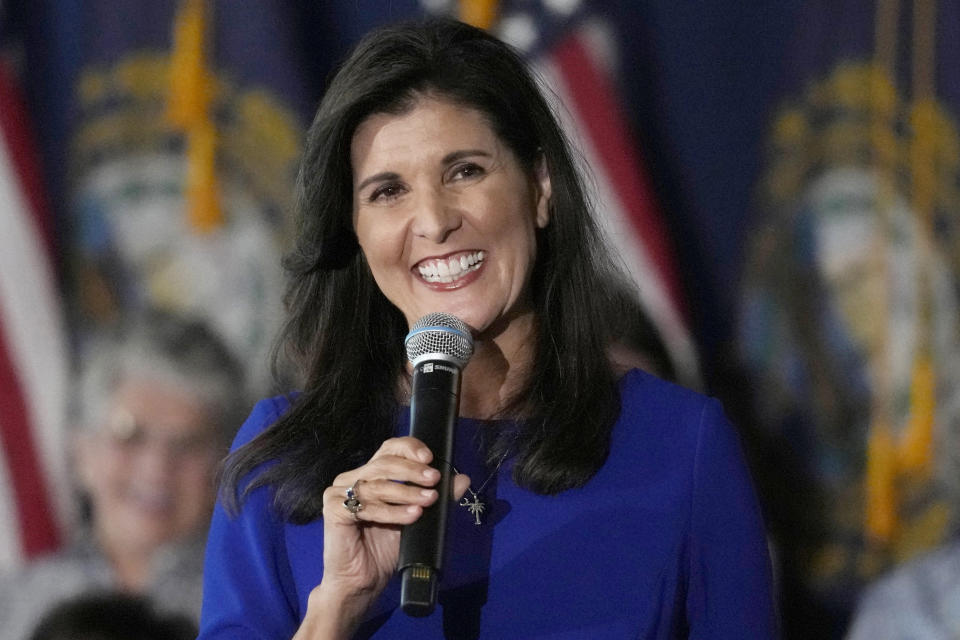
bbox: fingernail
[406,505,420,514]
[420,489,436,498]
[417,449,431,462]
[422,468,439,479]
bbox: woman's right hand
[294,436,470,639]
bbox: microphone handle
[398,360,461,616]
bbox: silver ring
[342,480,363,520]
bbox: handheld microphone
[398,312,474,617]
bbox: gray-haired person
[0,310,247,640]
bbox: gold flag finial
[167,0,222,232]
[459,0,499,30]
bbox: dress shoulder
[230,395,294,451]
[617,368,777,636]
[618,368,719,430]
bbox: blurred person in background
[0,309,246,640]
[846,538,960,639]
[28,590,197,640]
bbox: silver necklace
[454,450,510,525]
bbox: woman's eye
[451,163,484,181]
[369,183,405,202]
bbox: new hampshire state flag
[739,0,960,635]
[42,0,316,393]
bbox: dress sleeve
[686,398,779,638]
[198,398,301,640]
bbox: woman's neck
[458,309,537,420]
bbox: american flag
[0,55,71,569]
[432,0,699,384]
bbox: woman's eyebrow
[442,149,492,164]
[356,171,400,192]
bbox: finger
[354,477,441,508]
[322,481,430,526]
[333,457,441,490]
[350,500,427,525]
[370,436,433,464]
[452,473,472,501]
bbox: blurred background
[1,0,958,638]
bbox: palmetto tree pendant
[459,492,487,525]
[455,449,508,526]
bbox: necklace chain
[453,449,510,525]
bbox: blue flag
[739,0,960,635]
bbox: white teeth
[417,251,484,283]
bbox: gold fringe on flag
[899,354,935,473]
[863,0,939,548]
[865,419,897,542]
[898,0,938,479]
[167,0,222,232]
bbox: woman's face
[351,96,551,335]
[76,377,220,556]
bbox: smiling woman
[351,97,551,403]
[0,310,246,640]
[200,17,777,639]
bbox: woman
[200,18,776,639]
[0,310,245,640]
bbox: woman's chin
[110,503,189,546]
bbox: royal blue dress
[199,369,777,638]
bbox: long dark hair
[220,17,664,522]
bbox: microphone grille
[404,312,474,366]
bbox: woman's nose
[132,439,180,480]
[411,189,461,242]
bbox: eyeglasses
[100,407,218,461]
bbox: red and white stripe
[0,60,71,569]
[534,22,700,385]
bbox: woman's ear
[533,155,552,229]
